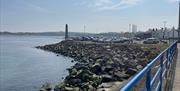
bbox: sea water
[0,35,74,91]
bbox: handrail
[120,41,178,91]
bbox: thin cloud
[94,0,113,7]
[167,0,179,3]
[97,0,143,10]
[19,0,48,13]
[73,1,88,6]
[75,0,143,11]
[28,4,48,13]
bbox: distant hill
[0,31,124,37]
[0,31,96,37]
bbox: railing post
[169,47,172,63]
[159,54,164,91]
[146,69,151,91]
[165,49,169,78]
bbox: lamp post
[163,21,167,40]
[178,1,180,42]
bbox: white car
[143,38,159,44]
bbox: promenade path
[173,43,180,91]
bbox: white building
[132,24,137,33]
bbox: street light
[178,1,180,42]
[163,21,167,40]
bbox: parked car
[143,38,159,44]
[132,37,141,41]
[160,40,168,44]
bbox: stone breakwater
[36,40,167,91]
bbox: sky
[0,0,179,33]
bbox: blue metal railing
[120,41,178,91]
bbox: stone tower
[65,24,68,40]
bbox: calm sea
[0,35,74,91]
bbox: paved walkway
[173,43,180,91]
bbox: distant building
[148,27,178,39]
[65,24,68,40]
[132,24,137,33]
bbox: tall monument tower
[65,24,68,40]
[178,2,180,42]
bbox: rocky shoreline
[36,40,167,91]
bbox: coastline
[36,40,168,91]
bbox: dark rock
[104,65,113,72]
[114,71,130,80]
[101,75,113,82]
[125,68,138,75]
[91,63,102,74]
[68,68,77,77]
[71,60,74,63]
[39,83,52,91]
[70,79,82,85]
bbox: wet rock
[39,83,52,91]
[71,60,74,62]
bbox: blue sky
[0,0,179,33]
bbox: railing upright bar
[151,67,161,87]
[169,48,172,63]
[168,47,171,69]
[159,54,164,91]
[165,49,169,78]
[155,81,161,91]
[165,49,168,78]
[146,69,151,91]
